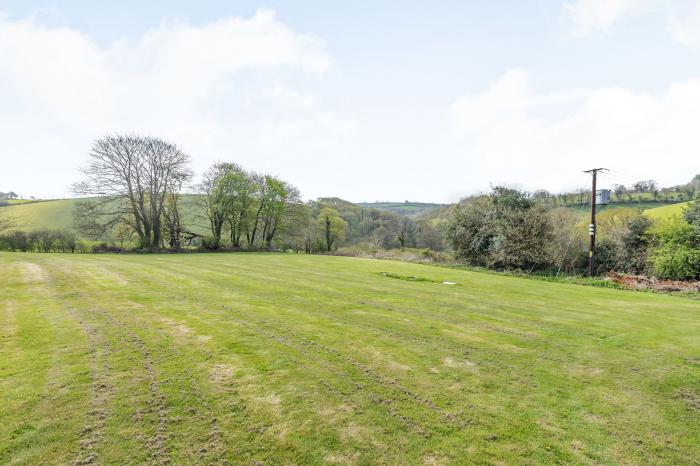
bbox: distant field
[0,199,39,206]
[565,200,681,215]
[1,197,208,238]
[358,202,447,217]
[1,253,699,464]
[645,201,691,219]
[1,199,79,231]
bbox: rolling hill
[644,201,691,219]
[357,202,448,217]
[1,198,80,231]
[0,197,209,238]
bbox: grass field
[357,202,448,217]
[0,199,79,231]
[0,199,39,206]
[1,253,699,464]
[645,202,691,219]
[0,197,207,238]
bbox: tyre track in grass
[223,311,431,438]
[101,259,478,445]
[140,308,231,462]
[57,257,273,462]
[15,261,113,465]
[218,305,471,437]
[65,308,114,466]
[102,262,428,433]
[116,260,461,437]
[113,260,466,430]
[90,308,170,465]
[47,259,174,463]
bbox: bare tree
[73,134,192,249]
[397,217,417,249]
[613,184,627,201]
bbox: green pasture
[1,253,699,464]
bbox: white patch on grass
[443,356,477,371]
[18,262,47,283]
[209,364,235,386]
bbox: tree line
[0,229,86,253]
[66,134,446,254]
[529,179,695,207]
[3,133,700,281]
[446,186,700,280]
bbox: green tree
[197,163,235,249]
[317,208,348,252]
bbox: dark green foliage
[683,200,700,236]
[308,198,444,252]
[650,243,700,280]
[446,187,554,271]
[620,215,652,273]
[0,229,85,253]
[445,197,494,266]
[592,239,622,275]
[648,215,700,279]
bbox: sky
[1,0,700,202]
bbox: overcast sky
[1,0,700,202]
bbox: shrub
[91,243,124,253]
[447,188,554,271]
[647,215,700,279]
[649,244,700,280]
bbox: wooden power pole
[584,168,606,276]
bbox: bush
[650,244,700,280]
[446,188,554,271]
[646,215,700,279]
[593,239,622,275]
[0,229,81,253]
[91,243,124,253]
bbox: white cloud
[565,0,700,47]
[450,69,700,192]
[0,10,351,198]
[667,0,700,47]
[564,0,654,36]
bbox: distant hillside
[357,202,448,217]
[1,199,79,231]
[0,196,209,239]
[644,201,691,219]
[563,200,686,216]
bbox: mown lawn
[1,252,699,465]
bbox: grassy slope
[0,199,39,206]
[645,201,691,219]
[358,202,448,217]
[1,253,699,465]
[1,199,78,231]
[1,196,208,237]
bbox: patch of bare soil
[209,364,235,387]
[678,388,700,411]
[18,262,47,283]
[608,272,700,293]
[160,317,212,343]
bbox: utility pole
[584,168,606,276]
